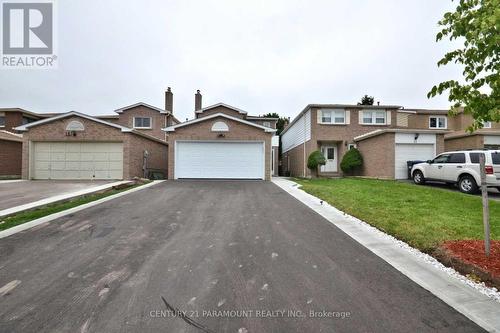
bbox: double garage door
[175,141,265,179]
[32,142,123,180]
[394,143,435,179]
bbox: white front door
[320,146,337,172]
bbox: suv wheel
[413,170,425,185]
[458,175,478,194]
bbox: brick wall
[196,106,245,119]
[125,134,168,179]
[0,140,22,176]
[115,106,167,141]
[167,115,273,180]
[445,135,484,151]
[356,133,395,179]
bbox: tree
[263,112,288,135]
[307,151,326,177]
[340,148,363,174]
[428,0,500,131]
[358,95,375,105]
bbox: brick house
[9,88,279,180]
[15,112,168,180]
[280,104,499,179]
[163,91,278,180]
[0,108,57,178]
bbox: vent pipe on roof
[165,87,173,113]
[195,90,202,111]
[377,101,380,106]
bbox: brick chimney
[195,90,202,111]
[165,87,173,113]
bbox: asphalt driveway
[0,181,483,332]
[0,180,115,211]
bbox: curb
[272,177,500,332]
[0,180,165,239]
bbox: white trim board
[272,177,500,332]
[0,180,132,218]
[0,180,165,239]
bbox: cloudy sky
[1,0,462,121]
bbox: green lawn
[295,178,500,253]
[0,182,148,231]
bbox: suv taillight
[485,165,494,174]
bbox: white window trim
[361,110,387,125]
[133,117,153,129]
[319,109,346,125]
[482,121,492,129]
[429,116,447,129]
[262,121,271,128]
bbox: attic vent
[211,121,229,132]
[66,120,85,131]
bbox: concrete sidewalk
[0,180,132,218]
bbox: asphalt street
[0,181,484,332]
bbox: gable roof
[194,103,248,115]
[114,102,168,114]
[0,107,57,119]
[14,111,133,132]
[163,112,276,133]
[13,111,169,145]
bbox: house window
[133,117,152,129]
[348,143,357,150]
[0,116,4,127]
[429,116,447,129]
[362,110,386,124]
[483,121,492,128]
[263,121,271,128]
[22,117,37,125]
[320,109,345,124]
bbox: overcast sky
[1,0,462,121]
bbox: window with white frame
[263,121,271,128]
[429,116,447,129]
[362,110,386,124]
[483,121,492,128]
[320,109,345,124]
[133,117,152,129]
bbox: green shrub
[307,150,326,171]
[340,148,363,174]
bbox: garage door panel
[33,142,123,180]
[395,144,435,179]
[176,141,264,179]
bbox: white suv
[411,150,500,194]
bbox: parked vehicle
[411,150,500,194]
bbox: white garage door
[32,142,123,180]
[395,144,435,179]
[176,141,265,179]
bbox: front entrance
[320,145,337,172]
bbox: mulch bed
[436,240,500,288]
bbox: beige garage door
[32,142,123,180]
